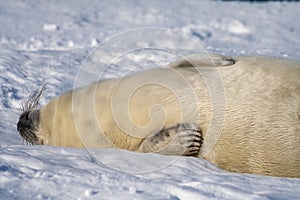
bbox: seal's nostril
[17,121,20,131]
[17,119,23,131]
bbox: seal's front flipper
[168,54,235,68]
[139,123,203,157]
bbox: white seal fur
[17,54,300,177]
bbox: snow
[0,0,300,199]
[1,146,300,200]
[43,24,59,32]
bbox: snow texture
[0,0,300,199]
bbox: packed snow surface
[0,0,300,199]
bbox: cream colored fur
[38,54,300,177]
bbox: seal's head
[17,84,46,145]
[17,109,42,145]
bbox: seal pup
[17,54,300,178]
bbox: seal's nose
[17,111,30,132]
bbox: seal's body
[17,54,300,177]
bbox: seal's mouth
[17,109,43,145]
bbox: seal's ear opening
[17,84,46,145]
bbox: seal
[17,54,300,178]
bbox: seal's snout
[17,84,46,145]
[17,109,41,145]
[17,111,28,132]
